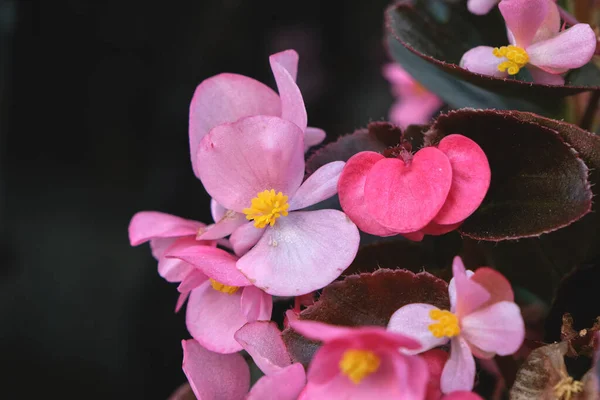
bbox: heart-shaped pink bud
[338,151,398,236]
[364,147,453,233]
[434,134,491,225]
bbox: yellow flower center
[243,189,289,228]
[553,373,584,400]
[428,309,461,338]
[493,45,529,75]
[209,278,239,295]
[339,349,381,384]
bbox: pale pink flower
[129,211,272,354]
[182,322,306,400]
[387,257,525,393]
[289,319,429,400]
[383,63,443,129]
[195,115,360,296]
[460,0,596,85]
[189,49,325,179]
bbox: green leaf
[281,269,449,366]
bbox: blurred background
[0,0,396,398]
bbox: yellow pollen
[428,309,461,338]
[493,45,529,75]
[339,349,381,384]
[553,373,584,400]
[243,189,289,228]
[209,278,239,295]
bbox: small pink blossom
[467,0,499,15]
[337,134,490,240]
[383,63,443,129]
[189,49,325,178]
[460,0,596,85]
[129,211,272,354]
[289,319,429,400]
[387,257,525,393]
[182,322,306,400]
[195,115,360,296]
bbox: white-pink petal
[289,161,345,211]
[198,210,247,241]
[387,303,449,354]
[196,116,305,213]
[182,339,250,400]
[234,321,292,375]
[460,301,525,356]
[270,51,307,132]
[237,210,359,296]
[467,0,498,15]
[240,285,272,322]
[230,222,265,256]
[499,0,549,48]
[188,73,281,178]
[129,211,204,246]
[451,257,490,317]
[440,337,476,394]
[304,127,326,150]
[246,363,306,400]
[460,46,508,78]
[527,66,565,85]
[527,24,597,74]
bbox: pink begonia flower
[338,134,490,240]
[289,319,429,400]
[460,0,596,85]
[189,49,326,179]
[382,63,443,128]
[182,322,306,400]
[165,239,272,354]
[195,115,360,296]
[387,257,525,393]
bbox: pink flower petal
[471,267,514,306]
[304,127,326,150]
[451,257,490,317]
[289,161,345,211]
[390,351,430,400]
[186,281,246,353]
[197,210,247,241]
[440,337,476,393]
[389,94,442,129]
[499,0,549,48]
[382,63,415,97]
[531,0,560,43]
[467,0,498,15]
[196,115,305,212]
[338,152,398,236]
[230,222,264,256]
[270,49,299,81]
[246,363,306,400]
[527,66,565,85]
[240,285,272,322]
[460,301,525,356]
[421,349,449,400]
[401,231,425,241]
[188,73,281,177]
[181,339,250,400]
[211,199,227,222]
[433,134,491,225]
[166,239,249,287]
[154,238,196,282]
[234,321,291,375]
[387,303,450,354]
[527,24,597,73]
[129,211,204,246]
[270,50,307,132]
[237,210,360,296]
[178,269,209,293]
[459,46,508,78]
[365,147,453,233]
[290,320,422,350]
[175,291,189,313]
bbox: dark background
[1,0,395,398]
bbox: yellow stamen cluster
[428,309,461,338]
[553,373,584,400]
[339,349,381,384]
[493,45,529,75]
[243,189,289,228]
[209,278,239,295]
